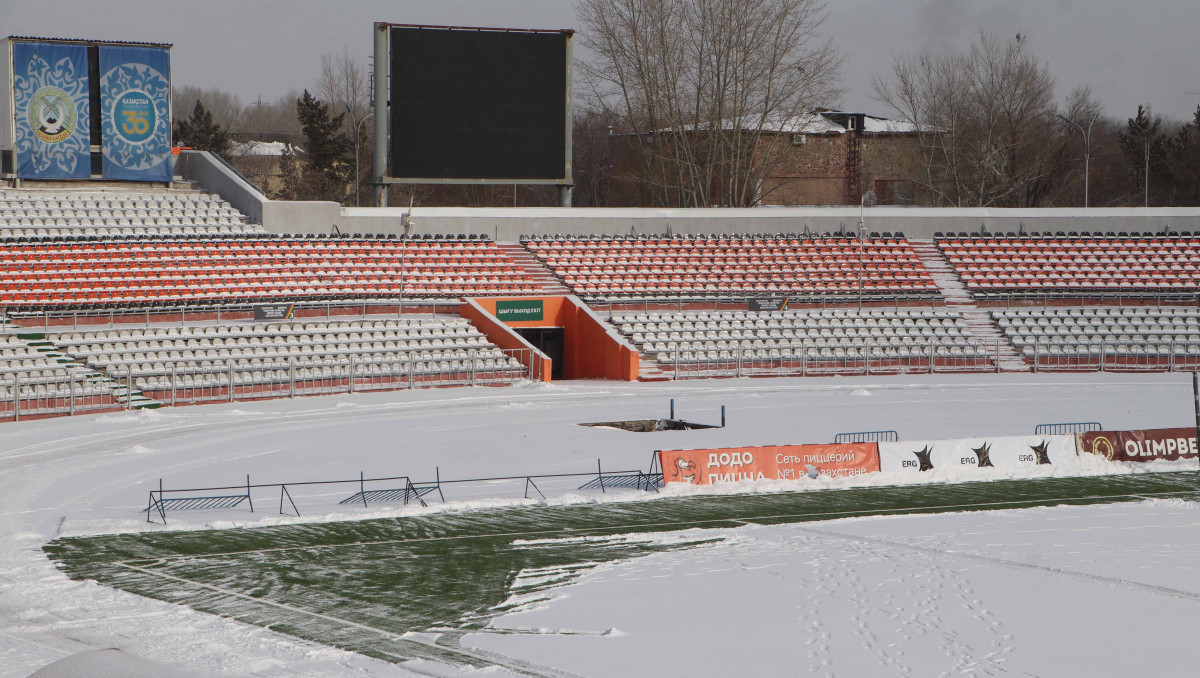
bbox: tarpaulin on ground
[659,443,879,485]
[1077,428,1198,462]
[878,435,1078,473]
[12,41,91,179]
[99,46,172,181]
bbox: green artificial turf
[45,471,1200,672]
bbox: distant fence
[0,350,535,424]
[662,340,1003,380]
[145,459,664,524]
[1035,422,1102,435]
[5,299,463,330]
[1022,341,1200,373]
[834,430,900,444]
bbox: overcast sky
[3,0,1197,122]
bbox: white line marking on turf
[114,562,584,678]
[121,488,1200,563]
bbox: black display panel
[389,26,568,181]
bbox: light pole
[858,190,877,310]
[1128,113,1152,208]
[1057,113,1099,207]
[346,105,374,207]
[398,198,413,317]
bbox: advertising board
[1077,428,1198,462]
[660,443,879,485]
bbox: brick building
[610,111,923,207]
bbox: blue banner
[99,46,172,182]
[12,42,91,179]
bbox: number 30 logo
[112,91,156,143]
[121,110,150,135]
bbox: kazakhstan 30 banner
[12,42,91,179]
[99,46,172,182]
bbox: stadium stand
[992,306,1200,370]
[523,234,940,301]
[0,331,124,414]
[0,236,545,310]
[44,316,527,399]
[0,188,264,237]
[936,235,1200,297]
[608,308,993,374]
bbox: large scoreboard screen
[388,26,570,182]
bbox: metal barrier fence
[4,299,463,330]
[663,340,1002,379]
[834,430,900,443]
[0,374,127,421]
[987,293,1200,307]
[1034,422,1102,435]
[1022,341,1200,373]
[146,459,664,525]
[0,349,535,422]
[593,296,945,318]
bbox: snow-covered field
[1,373,1197,676]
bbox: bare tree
[577,0,842,207]
[317,48,371,136]
[172,86,244,129]
[316,49,371,205]
[872,32,1060,207]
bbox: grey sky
[3,0,1197,121]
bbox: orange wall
[460,299,552,382]
[468,296,639,381]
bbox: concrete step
[638,359,673,382]
[14,329,163,406]
[909,240,1031,372]
[495,243,572,295]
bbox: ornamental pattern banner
[12,42,91,179]
[99,46,172,182]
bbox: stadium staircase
[12,329,159,408]
[637,356,672,382]
[494,243,572,295]
[910,240,1030,372]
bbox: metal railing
[146,459,663,524]
[1022,341,1200,373]
[592,295,945,318]
[0,373,126,421]
[1035,422,1102,435]
[4,299,463,330]
[660,339,1002,379]
[0,349,536,422]
[834,430,900,443]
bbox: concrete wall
[176,151,268,223]
[320,205,1200,241]
[177,150,342,233]
[263,200,342,234]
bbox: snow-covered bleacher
[525,234,939,301]
[0,237,544,309]
[938,235,1200,297]
[46,316,527,393]
[609,308,992,373]
[0,334,110,396]
[0,189,264,238]
[993,306,1200,369]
